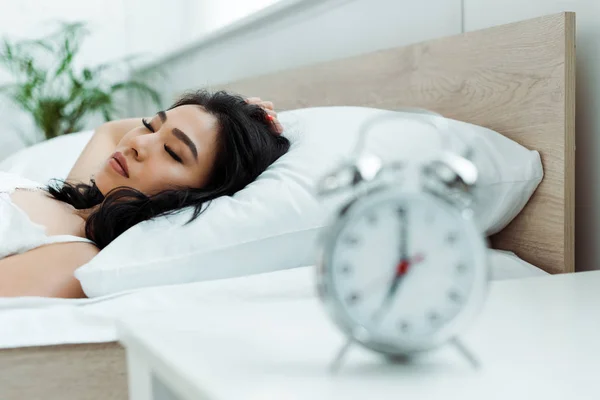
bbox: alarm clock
[315,111,489,365]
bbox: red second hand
[396,260,410,276]
[412,253,424,264]
[395,254,425,276]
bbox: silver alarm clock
[315,111,488,368]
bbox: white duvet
[0,250,547,349]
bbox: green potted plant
[0,21,161,143]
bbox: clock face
[321,189,487,353]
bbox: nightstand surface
[119,271,600,400]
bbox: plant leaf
[0,21,160,140]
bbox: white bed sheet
[0,250,547,349]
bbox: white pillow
[488,250,548,280]
[0,107,543,297]
[0,130,94,184]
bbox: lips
[110,152,129,178]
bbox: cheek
[133,163,187,194]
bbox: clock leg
[451,337,481,369]
[329,338,354,374]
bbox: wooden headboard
[221,12,576,274]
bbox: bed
[0,12,575,400]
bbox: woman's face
[95,105,219,196]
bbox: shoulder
[10,240,99,266]
[31,240,100,261]
[10,189,86,237]
[62,241,100,258]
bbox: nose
[128,133,154,161]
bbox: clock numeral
[396,206,406,217]
[448,290,461,303]
[428,311,440,324]
[340,263,352,275]
[343,235,359,246]
[446,232,458,244]
[398,320,410,333]
[366,213,378,225]
[346,292,361,305]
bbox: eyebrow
[173,128,198,160]
[156,111,198,160]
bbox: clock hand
[387,206,410,300]
[399,207,408,263]
[372,209,411,322]
[372,259,411,322]
[359,253,426,295]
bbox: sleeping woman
[0,90,289,298]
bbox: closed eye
[143,118,183,163]
[164,145,183,163]
[142,118,154,132]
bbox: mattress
[0,250,546,349]
[0,250,547,400]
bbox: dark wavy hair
[46,90,291,249]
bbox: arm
[0,242,99,298]
[67,117,148,184]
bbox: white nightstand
[118,271,600,400]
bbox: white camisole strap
[44,235,96,245]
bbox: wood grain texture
[563,13,576,273]
[0,342,127,400]
[222,12,576,274]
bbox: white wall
[0,0,131,69]
[132,0,462,111]
[122,0,282,67]
[187,0,281,40]
[463,0,600,271]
